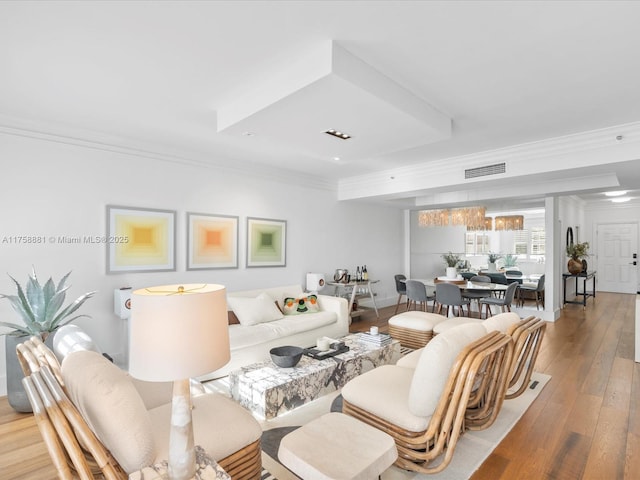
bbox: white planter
[446,267,458,279]
[488,262,497,272]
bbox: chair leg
[394,294,402,314]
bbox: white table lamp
[129,284,230,480]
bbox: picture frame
[186,212,239,270]
[246,217,287,267]
[106,205,176,274]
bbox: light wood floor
[1,292,637,479]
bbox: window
[465,232,490,255]
[531,227,545,256]
[512,228,545,258]
[514,230,528,255]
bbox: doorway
[596,223,638,293]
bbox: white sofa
[198,284,349,381]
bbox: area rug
[259,372,550,480]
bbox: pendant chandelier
[418,206,486,229]
[494,215,524,231]
[467,217,493,231]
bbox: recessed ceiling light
[325,129,351,140]
[333,157,341,161]
[611,197,631,203]
[604,190,627,197]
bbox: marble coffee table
[228,334,401,419]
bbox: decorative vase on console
[487,252,503,273]
[441,251,461,279]
[566,242,589,275]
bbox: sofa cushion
[61,350,155,473]
[408,323,487,418]
[282,295,321,315]
[227,292,284,326]
[482,311,520,333]
[341,365,427,432]
[264,311,338,338]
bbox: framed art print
[187,212,238,270]
[246,217,286,267]
[106,205,176,274]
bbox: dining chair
[518,274,545,309]
[480,281,519,318]
[435,282,470,317]
[462,275,492,316]
[394,274,409,314]
[406,279,435,312]
[504,271,524,288]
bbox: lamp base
[169,379,195,480]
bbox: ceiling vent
[465,163,506,179]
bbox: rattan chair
[464,316,546,429]
[17,336,262,480]
[342,327,513,473]
[504,316,546,399]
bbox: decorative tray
[304,345,350,360]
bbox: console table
[328,280,379,319]
[562,271,596,309]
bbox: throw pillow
[227,292,284,326]
[282,294,320,315]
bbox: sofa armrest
[317,294,350,331]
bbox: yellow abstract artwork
[107,206,175,273]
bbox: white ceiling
[2,0,640,209]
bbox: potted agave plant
[0,268,95,411]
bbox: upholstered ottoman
[278,412,397,480]
[388,311,447,349]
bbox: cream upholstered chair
[341,324,513,473]
[17,336,263,480]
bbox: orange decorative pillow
[282,295,320,315]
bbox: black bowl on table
[270,346,304,368]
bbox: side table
[562,271,596,309]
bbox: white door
[596,223,638,293]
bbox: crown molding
[338,121,640,201]
[0,117,337,191]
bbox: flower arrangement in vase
[487,252,502,272]
[566,242,589,274]
[441,252,461,279]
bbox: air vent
[465,163,506,179]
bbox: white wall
[0,132,404,395]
